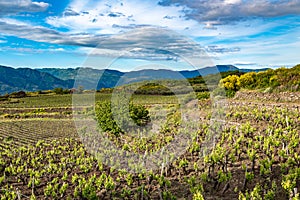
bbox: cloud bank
[159,0,300,26]
[0,0,299,67]
[0,0,49,15]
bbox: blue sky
[0,0,300,71]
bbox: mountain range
[0,64,269,95]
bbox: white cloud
[45,0,297,40]
[1,0,299,67]
[206,45,240,54]
[0,19,103,46]
[77,26,210,61]
[0,0,49,15]
[0,46,69,54]
[224,0,241,5]
[0,18,211,61]
[158,0,300,25]
[210,24,300,67]
[0,17,32,26]
[46,0,198,34]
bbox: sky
[0,0,300,71]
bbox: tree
[95,95,150,135]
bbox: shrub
[133,83,175,95]
[196,92,210,100]
[95,101,121,134]
[219,75,241,91]
[99,88,113,93]
[53,88,70,95]
[129,104,150,126]
[212,87,235,98]
[225,90,236,98]
[212,87,226,97]
[239,72,256,89]
[95,99,150,135]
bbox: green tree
[95,97,150,135]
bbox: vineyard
[0,91,299,199]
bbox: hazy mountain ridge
[0,64,269,95]
[0,65,73,95]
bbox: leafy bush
[219,75,241,91]
[225,90,236,98]
[212,87,226,97]
[239,72,256,89]
[53,88,70,95]
[193,84,209,92]
[218,64,300,95]
[133,83,175,95]
[98,88,113,93]
[129,104,150,126]
[95,101,121,134]
[212,87,235,98]
[196,92,210,100]
[95,100,150,135]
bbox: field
[0,91,299,199]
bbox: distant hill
[37,65,268,88]
[0,64,270,95]
[180,65,239,78]
[238,68,270,73]
[37,65,239,82]
[37,68,124,90]
[0,65,73,95]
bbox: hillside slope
[0,64,271,95]
[0,66,73,95]
[219,64,300,94]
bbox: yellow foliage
[219,75,241,91]
[239,72,256,88]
